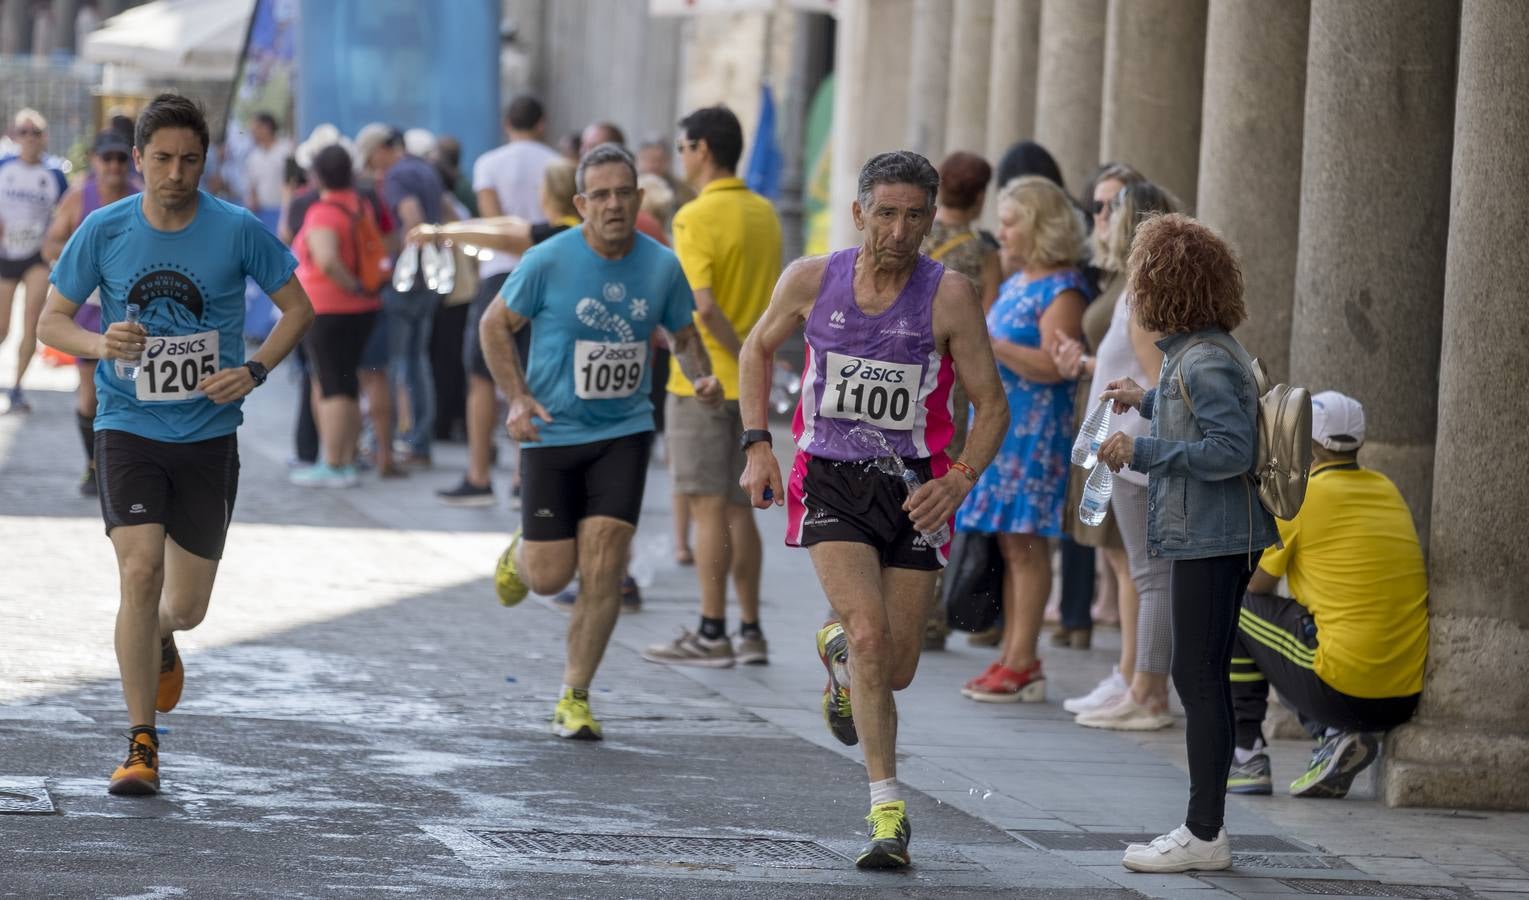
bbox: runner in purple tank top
[737,151,1009,870]
[41,130,140,497]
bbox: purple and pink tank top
[792,247,956,462]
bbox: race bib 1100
[820,351,921,431]
[136,330,219,402]
[573,340,646,400]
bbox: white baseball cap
[1311,391,1365,451]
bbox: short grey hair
[857,150,939,211]
[576,142,639,193]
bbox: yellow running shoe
[816,623,857,746]
[856,800,912,869]
[552,688,602,741]
[156,635,183,713]
[494,531,529,607]
[107,729,160,796]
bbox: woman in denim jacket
[1097,214,1278,874]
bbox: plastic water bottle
[392,243,419,292]
[434,242,456,295]
[900,468,952,547]
[1071,398,1112,469]
[1078,462,1113,526]
[114,303,143,381]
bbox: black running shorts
[519,431,653,541]
[788,454,948,571]
[96,429,240,560]
[0,252,45,281]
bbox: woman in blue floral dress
[956,175,1091,702]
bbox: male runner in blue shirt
[38,94,314,796]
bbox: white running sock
[869,777,901,807]
[1234,740,1265,764]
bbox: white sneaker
[1062,668,1128,714]
[1075,694,1174,731]
[1122,825,1231,873]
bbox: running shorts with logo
[96,429,240,559]
[521,431,653,541]
[499,226,695,539]
[49,190,297,556]
[785,247,956,567]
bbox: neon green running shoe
[552,688,602,741]
[856,800,912,869]
[816,623,856,746]
[494,531,528,607]
[1290,732,1377,798]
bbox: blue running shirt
[50,191,298,443]
[500,227,695,448]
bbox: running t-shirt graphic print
[48,190,298,443]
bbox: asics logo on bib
[838,358,907,384]
[146,336,211,359]
[587,344,642,362]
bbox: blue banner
[296,0,500,167]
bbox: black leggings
[1170,552,1259,841]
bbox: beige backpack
[1176,338,1313,521]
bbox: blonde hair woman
[955,176,1092,702]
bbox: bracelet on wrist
[950,460,978,483]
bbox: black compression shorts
[519,431,653,541]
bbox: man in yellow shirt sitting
[1227,391,1428,799]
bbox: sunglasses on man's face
[17,128,42,137]
[675,140,696,154]
[100,153,129,164]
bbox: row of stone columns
[828,0,1528,810]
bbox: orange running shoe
[108,729,160,796]
[156,636,184,713]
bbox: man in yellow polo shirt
[1227,391,1428,799]
[642,106,782,669]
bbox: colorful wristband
[951,460,978,482]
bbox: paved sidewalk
[1,339,1526,898]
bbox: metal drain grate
[1277,879,1474,899]
[1235,853,1353,870]
[0,777,54,814]
[1013,830,1308,853]
[465,829,848,869]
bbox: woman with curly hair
[955,176,1091,702]
[1098,213,1278,873]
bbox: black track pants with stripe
[1231,592,1420,749]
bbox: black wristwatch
[243,360,269,387]
[739,429,773,452]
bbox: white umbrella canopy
[83,0,255,80]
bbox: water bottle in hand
[115,303,143,381]
[900,468,952,547]
[1071,398,1112,469]
[847,425,950,548]
[1078,462,1113,527]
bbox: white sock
[869,777,901,807]
[1234,740,1265,764]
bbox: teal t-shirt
[50,191,297,443]
[500,227,695,448]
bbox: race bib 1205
[820,351,921,431]
[136,330,219,402]
[573,339,646,400]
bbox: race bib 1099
[573,340,646,400]
[820,351,921,431]
[136,330,219,402]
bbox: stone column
[1098,0,1207,209]
[1032,0,1107,196]
[829,0,913,249]
[1289,0,1458,540]
[0,0,27,56]
[985,0,1041,168]
[1195,0,1308,385]
[905,0,952,160]
[1381,0,1529,813]
[943,0,992,154]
